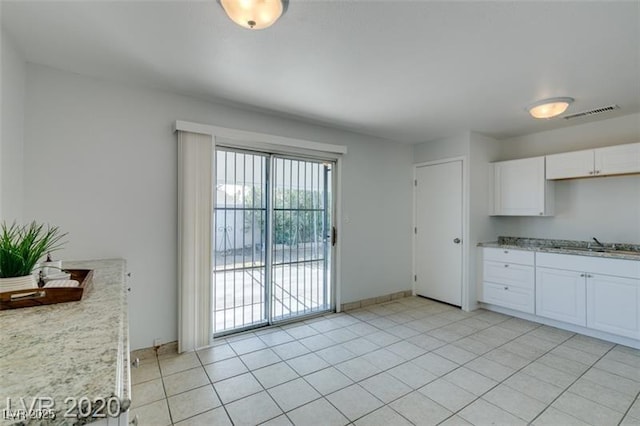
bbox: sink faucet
[592,237,606,248]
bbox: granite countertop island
[478,236,640,261]
[0,259,130,425]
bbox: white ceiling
[2,1,639,143]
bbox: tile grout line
[618,392,640,426]
[233,300,448,424]
[527,344,620,426]
[208,302,511,425]
[223,332,280,424]
[430,325,562,424]
[197,350,234,426]
[356,305,537,424]
[156,352,176,426]
[229,332,309,425]
[305,305,520,424]
[142,298,639,426]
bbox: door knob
[453,238,461,244]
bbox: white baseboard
[480,302,640,349]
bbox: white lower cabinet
[587,274,640,339]
[535,267,586,326]
[480,249,535,314]
[481,248,640,343]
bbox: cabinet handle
[589,171,594,175]
[503,250,509,254]
[539,212,543,215]
[580,273,585,277]
[587,274,593,278]
[595,170,600,174]
[504,264,509,268]
[504,286,508,290]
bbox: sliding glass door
[213,148,334,336]
[213,150,268,333]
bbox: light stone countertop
[0,259,130,425]
[478,237,640,261]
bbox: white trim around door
[412,156,470,311]
[175,121,345,345]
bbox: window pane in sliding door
[213,149,267,335]
[271,157,332,321]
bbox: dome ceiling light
[527,97,574,119]
[219,0,288,30]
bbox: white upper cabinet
[492,157,554,216]
[595,143,640,176]
[546,142,640,180]
[545,149,594,179]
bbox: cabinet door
[536,267,586,326]
[493,157,549,216]
[545,150,594,179]
[587,274,640,339]
[594,143,640,176]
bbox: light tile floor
[130,296,640,426]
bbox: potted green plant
[0,221,67,292]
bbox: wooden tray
[0,269,94,310]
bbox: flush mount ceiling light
[219,0,288,30]
[527,97,574,119]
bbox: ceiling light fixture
[527,97,574,119]
[219,0,288,30]
[527,97,574,118]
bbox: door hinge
[414,275,417,282]
[332,226,337,246]
[414,227,417,234]
[414,179,418,187]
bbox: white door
[415,160,463,306]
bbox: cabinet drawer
[483,247,534,265]
[483,282,534,314]
[536,252,640,279]
[483,261,534,290]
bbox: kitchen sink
[556,246,604,252]
[556,246,639,256]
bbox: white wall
[413,132,471,164]
[22,64,413,350]
[468,133,501,308]
[500,113,640,159]
[340,136,413,303]
[496,113,640,244]
[0,29,25,222]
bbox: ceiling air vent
[563,105,620,120]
